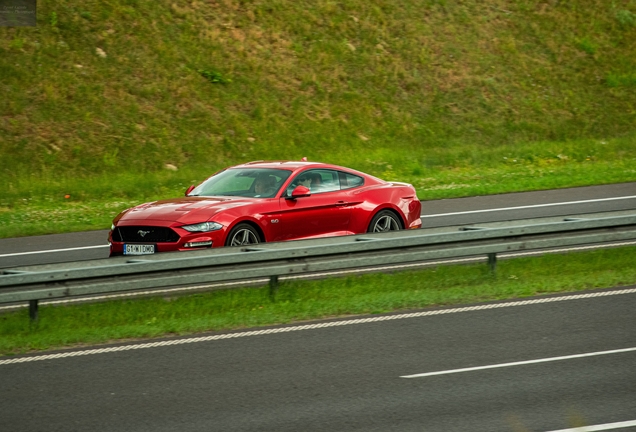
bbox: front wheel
[367,210,402,233]
[225,223,261,246]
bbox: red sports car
[109,161,421,256]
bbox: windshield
[188,168,292,198]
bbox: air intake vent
[113,226,180,243]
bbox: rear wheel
[225,223,261,247]
[367,210,402,233]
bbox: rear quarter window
[340,172,364,190]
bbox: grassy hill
[1,0,635,237]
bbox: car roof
[232,160,337,170]
[227,160,384,184]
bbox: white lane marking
[2,287,636,365]
[1,240,635,313]
[420,195,636,218]
[546,420,636,431]
[0,244,109,258]
[400,347,636,379]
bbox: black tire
[367,210,402,233]
[225,223,261,247]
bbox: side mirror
[185,185,195,196]
[287,185,311,200]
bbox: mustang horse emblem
[137,230,151,237]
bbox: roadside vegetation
[1,1,635,354]
[1,245,635,355]
[1,0,635,237]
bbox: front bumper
[108,224,227,255]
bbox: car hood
[118,197,258,224]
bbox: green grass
[1,1,635,353]
[1,133,635,238]
[1,245,635,356]
[1,0,635,237]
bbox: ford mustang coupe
[109,160,422,256]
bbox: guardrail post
[488,253,497,276]
[29,299,39,322]
[269,276,279,300]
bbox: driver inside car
[298,175,312,189]
[307,172,322,191]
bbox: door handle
[335,201,349,206]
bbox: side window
[314,170,340,193]
[286,169,341,195]
[339,171,364,190]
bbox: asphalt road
[2,183,636,431]
[2,288,636,431]
[1,182,635,268]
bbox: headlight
[111,223,116,230]
[181,222,223,232]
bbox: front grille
[113,226,180,243]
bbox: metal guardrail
[2,214,636,321]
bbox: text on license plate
[124,244,156,255]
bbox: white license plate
[124,244,156,255]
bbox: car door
[274,169,352,241]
